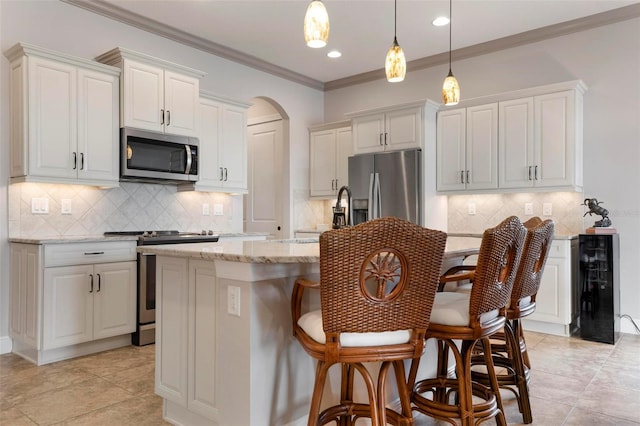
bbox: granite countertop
[137,236,482,264]
[9,232,270,245]
[447,232,578,240]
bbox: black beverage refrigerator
[577,233,620,344]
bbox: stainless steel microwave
[120,128,199,183]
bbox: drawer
[548,239,570,259]
[44,241,137,267]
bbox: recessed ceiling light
[432,16,449,26]
[327,50,342,58]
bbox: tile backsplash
[8,182,243,238]
[447,192,584,235]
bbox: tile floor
[0,331,639,425]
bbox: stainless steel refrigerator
[348,148,422,226]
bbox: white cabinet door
[385,106,422,151]
[352,113,385,154]
[156,256,189,405]
[77,68,119,182]
[499,97,535,189]
[122,59,164,133]
[535,90,576,188]
[335,126,353,190]
[436,108,466,191]
[93,261,136,340]
[220,103,248,191]
[309,129,337,197]
[164,70,199,137]
[197,99,223,188]
[466,103,498,190]
[43,265,94,349]
[28,56,77,179]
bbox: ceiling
[66,0,639,89]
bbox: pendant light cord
[394,0,398,40]
[448,0,452,73]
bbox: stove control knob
[151,231,157,237]
[201,230,207,235]
[142,231,149,237]
[208,230,214,235]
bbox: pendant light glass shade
[304,1,330,48]
[385,38,406,82]
[442,0,460,105]
[442,70,460,105]
[385,0,406,82]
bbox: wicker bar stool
[470,217,555,423]
[291,217,446,426]
[408,216,526,426]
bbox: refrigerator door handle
[367,173,375,220]
[373,172,382,219]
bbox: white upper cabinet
[181,93,250,193]
[5,43,120,187]
[437,80,586,193]
[437,104,498,192]
[499,90,582,190]
[350,104,423,154]
[309,122,353,198]
[96,47,205,137]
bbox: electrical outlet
[543,203,553,216]
[31,197,49,214]
[227,285,241,317]
[213,203,224,216]
[202,203,210,216]
[61,199,72,215]
[468,203,476,215]
[524,203,534,215]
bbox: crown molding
[62,1,640,93]
[61,0,325,91]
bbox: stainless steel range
[104,230,219,345]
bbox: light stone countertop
[137,236,482,264]
[8,232,270,245]
[448,232,578,240]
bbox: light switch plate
[213,203,224,216]
[202,203,210,216]
[468,203,476,215]
[524,203,534,215]
[61,199,72,215]
[227,285,241,317]
[31,197,49,214]
[543,203,553,216]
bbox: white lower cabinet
[523,238,578,336]
[156,256,218,421]
[9,241,136,365]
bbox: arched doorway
[244,97,290,239]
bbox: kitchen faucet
[332,186,353,229]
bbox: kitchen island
[139,237,481,426]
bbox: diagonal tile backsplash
[8,182,243,238]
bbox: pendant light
[304,1,330,48]
[442,0,460,105]
[385,0,406,82]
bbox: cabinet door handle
[331,179,334,190]
[219,167,224,181]
[160,109,165,125]
[460,170,464,184]
[528,166,532,180]
[89,274,94,293]
[84,251,105,256]
[384,132,388,145]
[534,165,538,180]
[80,153,84,170]
[224,168,228,181]
[379,133,383,146]
[166,110,171,126]
[73,152,77,170]
[466,170,470,184]
[97,274,101,292]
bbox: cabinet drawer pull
[89,274,94,293]
[84,251,105,256]
[97,274,101,292]
[161,109,164,125]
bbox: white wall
[0,0,324,351]
[325,18,640,334]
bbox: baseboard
[620,316,640,335]
[0,335,13,354]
